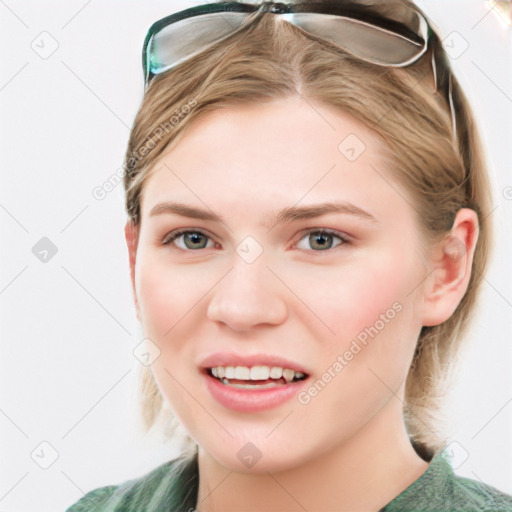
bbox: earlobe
[421,208,479,327]
[124,220,141,322]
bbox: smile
[202,365,310,412]
[208,365,307,389]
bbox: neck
[195,401,430,512]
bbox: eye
[295,229,348,251]
[162,229,215,250]
[162,228,349,252]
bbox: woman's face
[129,97,431,473]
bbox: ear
[124,219,141,322]
[421,208,479,327]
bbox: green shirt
[65,450,512,511]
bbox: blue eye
[162,228,349,252]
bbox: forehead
[140,96,410,224]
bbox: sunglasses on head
[142,0,457,142]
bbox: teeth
[234,366,250,379]
[220,379,280,389]
[269,367,283,379]
[282,368,295,381]
[250,365,270,380]
[209,365,306,383]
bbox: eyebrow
[149,201,378,227]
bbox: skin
[125,96,479,511]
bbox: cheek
[293,258,421,434]
[135,257,205,421]
[305,257,417,342]
[135,254,207,340]
[295,248,424,394]
[137,266,181,339]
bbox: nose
[206,257,288,332]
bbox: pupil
[310,232,332,250]
[185,233,206,249]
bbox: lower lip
[203,372,309,412]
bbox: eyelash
[161,228,350,253]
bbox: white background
[0,1,511,511]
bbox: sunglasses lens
[147,12,250,77]
[145,3,429,81]
[286,13,427,66]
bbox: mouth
[201,361,310,412]
[199,353,311,411]
[205,365,308,389]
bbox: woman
[66,1,512,510]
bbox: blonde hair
[123,0,493,460]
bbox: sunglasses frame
[141,1,457,143]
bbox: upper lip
[199,352,309,375]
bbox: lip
[203,371,309,412]
[199,352,309,374]
[199,352,310,412]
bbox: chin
[196,429,317,475]
[210,448,307,475]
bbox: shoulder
[65,484,118,512]
[65,454,198,512]
[449,473,512,511]
[384,451,512,512]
